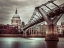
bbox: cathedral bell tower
[11,9,21,32]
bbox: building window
[16,20,18,23]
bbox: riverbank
[0,34,64,38]
[0,34,45,38]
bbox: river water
[0,38,64,48]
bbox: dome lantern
[13,8,20,18]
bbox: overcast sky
[0,0,64,25]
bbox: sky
[0,0,64,25]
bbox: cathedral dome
[13,14,20,18]
[11,8,21,32]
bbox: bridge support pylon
[45,24,59,41]
[37,8,60,41]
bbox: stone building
[11,9,21,32]
[57,22,64,35]
[27,24,47,36]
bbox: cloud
[0,0,64,25]
[0,0,45,24]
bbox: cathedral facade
[11,9,21,32]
